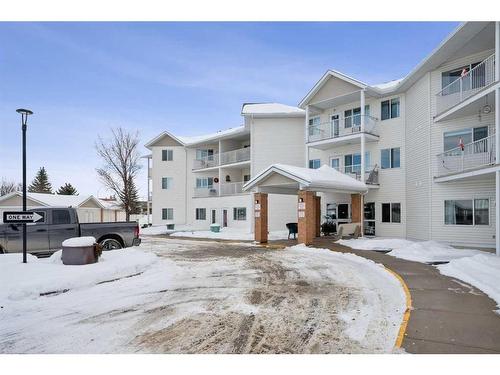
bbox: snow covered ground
[338,238,483,263]
[0,237,405,353]
[339,237,500,311]
[170,228,289,241]
[438,254,500,313]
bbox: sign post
[16,108,33,263]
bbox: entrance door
[364,202,376,235]
[331,114,340,137]
[222,209,228,227]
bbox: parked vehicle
[0,207,141,257]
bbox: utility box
[61,236,101,265]
[210,223,221,233]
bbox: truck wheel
[100,238,123,250]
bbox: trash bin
[61,236,101,265]
[210,223,221,233]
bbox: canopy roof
[243,164,368,195]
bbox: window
[445,199,489,225]
[308,116,321,135]
[233,207,247,221]
[443,126,488,152]
[52,209,71,225]
[196,149,214,160]
[162,177,173,189]
[243,174,251,183]
[382,203,401,223]
[364,202,376,235]
[344,152,371,174]
[330,158,340,170]
[344,105,370,128]
[381,98,400,120]
[196,177,214,188]
[162,208,174,220]
[381,148,400,169]
[309,159,320,169]
[162,149,173,161]
[337,204,350,220]
[195,208,206,220]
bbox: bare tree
[1,179,21,196]
[95,127,142,221]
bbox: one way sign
[3,211,45,224]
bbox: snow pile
[140,225,174,236]
[62,236,96,247]
[0,247,159,301]
[339,238,483,263]
[438,253,500,311]
[170,228,289,241]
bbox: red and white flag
[458,137,465,151]
[461,68,468,77]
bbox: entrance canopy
[243,164,368,195]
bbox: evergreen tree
[57,182,78,195]
[28,167,53,194]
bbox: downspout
[495,21,500,255]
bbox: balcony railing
[436,134,496,177]
[193,147,251,170]
[436,54,496,115]
[308,115,378,143]
[193,182,249,197]
[339,164,379,185]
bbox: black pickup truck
[0,207,141,256]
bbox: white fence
[436,54,496,115]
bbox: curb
[384,266,412,349]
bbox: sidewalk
[271,237,500,354]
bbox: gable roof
[241,103,305,118]
[145,126,248,149]
[0,192,106,209]
[243,164,368,194]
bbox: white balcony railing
[219,182,247,196]
[341,164,379,185]
[193,147,251,170]
[436,54,496,115]
[220,147,251,166]
[436,134,496,177]
[193,182,249,197]
[308,115,378,143]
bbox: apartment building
[146,21,500,250]
[145,103,304,232]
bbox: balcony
[436,54,496,116]
[193,146,251,170]
[436,134,496,179]
[307,115,379,149]
[337,164,379,186]
[193,182,249,197]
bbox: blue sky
[0,22,459,198]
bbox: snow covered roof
[241,103,305,118]
[243,164,368,194]
[371,78,404,92]
[145,125,249,149]
[0,191,110,209]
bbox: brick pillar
[254,193,268,243]
[315,195,321,237]
[298,191,316,245]
[351,193,361,224]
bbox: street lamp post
[16,108,33,264]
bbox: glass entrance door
[331,114,340,137]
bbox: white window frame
[309,159,321,169]
[233,207,247,221]
[380,147,401,169]
[162,149,173,161]
[308,116,321,136]
[195,208,206,221]
[381,202,401,224]
[444,198,490,226]
[161,177,173,189]
[443,126,489,152]
[196,177,214,189]
[381,97,400,121]
[162,208,174,221]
